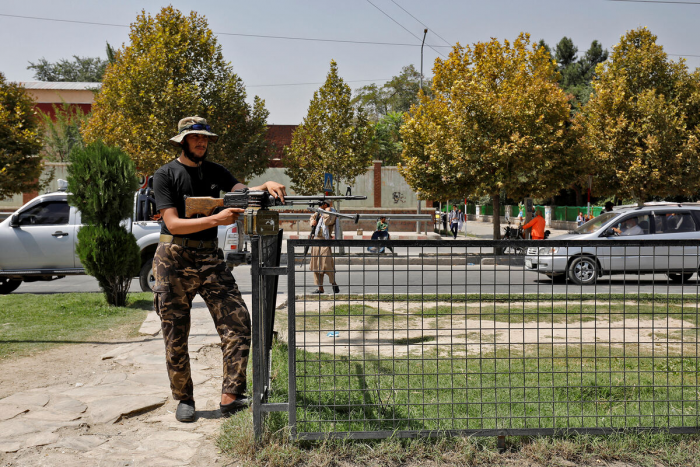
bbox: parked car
[524,204,700,285]
[0,180,246,294]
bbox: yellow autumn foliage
[400,33,574,203]
[580,27,700,205]
[82,7,270,181]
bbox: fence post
[251,236,263,440]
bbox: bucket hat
[169,116,219,147]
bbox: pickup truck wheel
[568,256,598,286]
[667,272,693,284]
[139,258,155,292]
[0,277,22,294]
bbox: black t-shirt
[153,159,238,240]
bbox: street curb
[284,232,441,241]
[481,257,525,266]
[291,255,500,266]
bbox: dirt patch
[0,321,142,399]
[283,300,697,359]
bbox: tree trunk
[572,183,582,207]
[493,193,501,240]
[632,189,644,207]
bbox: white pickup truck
[0,180,247,294]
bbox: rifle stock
[184,197,224,218]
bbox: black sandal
[220,396,249,417]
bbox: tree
[39,102,88,162]
[67,141,140,306]
[536,37,609,206]
[580,27,700,206]
[537,39,552,60]
[28,55,108,82]
[0,73,45,200]
[105,42,117,64]
[284,60,374,195]
[372,111,404,166]
[400,33,574,239]
[82,7,270,180]
[352,65,431,121]
[539,37,609,109]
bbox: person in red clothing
[523,209,546,239]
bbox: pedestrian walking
[448,206,460,239]
[310,201,339,294]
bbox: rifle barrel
[283,195,367,204]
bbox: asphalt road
[8,264,699,296]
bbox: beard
[182,143,208,164]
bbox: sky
[2,0,699,125]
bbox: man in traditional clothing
[310,201,339,294]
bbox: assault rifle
[299,206,361,268]
[306,206,360,224]
[184,189,366,236]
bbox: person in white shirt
[448,207,460,239]
[612,217,643,236]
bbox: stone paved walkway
[0,294,260,466]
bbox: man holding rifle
[152,116,285,423]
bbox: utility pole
[420,28,427,90]
[417,28,428,234]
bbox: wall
[380,167,419,209]
[265,125,296,169]
[25,88,96,104]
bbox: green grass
[290,344,700,434]
[219,341,700,466]
[0,292,152,359]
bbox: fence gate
[250,230,285,439]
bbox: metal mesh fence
[284,239,700,440]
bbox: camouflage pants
[152,242,251,401]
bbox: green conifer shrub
[67,141,140,305]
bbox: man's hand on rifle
[214,208,244,226]
[249,181,286,203]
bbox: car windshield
[573,212,620,234]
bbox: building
[20,81,98,118]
